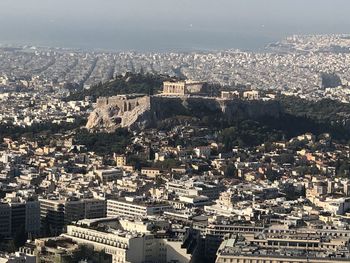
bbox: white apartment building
[107,198,172,218]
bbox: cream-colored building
[115,155,127,168]
[117,178,141,192]
[243,90,260,100]
[141,167,161,178]
[62,223,197,263]
[310,196,350,215]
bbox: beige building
[310,196,350,215]
[141,167,161,178]
[199,220,350,262]
[115,154,127,168]
[117,178,141,192]
[62,223,198,263]
[243,90,260,100]
[215,231,350,263]
[166,181,223,200]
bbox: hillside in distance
[66,72,225,101]
[66,73,171,101]
[66,73,350,143]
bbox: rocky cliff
[86,95,151,132]
[86,95,281,132]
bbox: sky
[0,0,349,51]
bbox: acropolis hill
[86,90,280,132]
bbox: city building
[107,197,172,218]
[39,198,106,235]
[216,233,350,263]
[114,154,127,168]
[94,168,123,183]
[62,221,199,263]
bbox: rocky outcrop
[85,104,121,132]
[86,95,150,132]
[149,96,281,123]
[86,95,281,132]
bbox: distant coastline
[0,30,279,53]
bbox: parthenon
[162,80,204,96]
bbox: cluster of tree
[66,72,171,101]
[63,82,82,92]
[224,164,237,177]
[74,128,131,155]
[335,158,350,177]
[155,113,350,153]
[218,120,283,151]
[217,111,350,152]
[278,95,350,125]
[153,158,182,170]
[282,183,306,200]
[126,154,150,171]
[258,111,350,142]
[0,118,86,142]
[274,153,295,165]
[0,120,130,160]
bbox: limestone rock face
[86,104,122,132]
[86,95,281,133]
[86,95,151,132]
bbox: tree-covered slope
[66,73,171,101]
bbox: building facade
[107,198,171,218]
[162,81,204,96]
[39,198,106,235]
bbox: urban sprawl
[0,35,350,263]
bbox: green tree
[265,168,280,182]
[224,164,237,177]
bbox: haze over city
[1,0,350,51]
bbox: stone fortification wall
[96,95,150,113]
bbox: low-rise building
[216,233,350,263]
[62,222,199,263]
[107,197,171,218]
[141,167,161,178]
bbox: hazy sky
[0,0,349,51]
